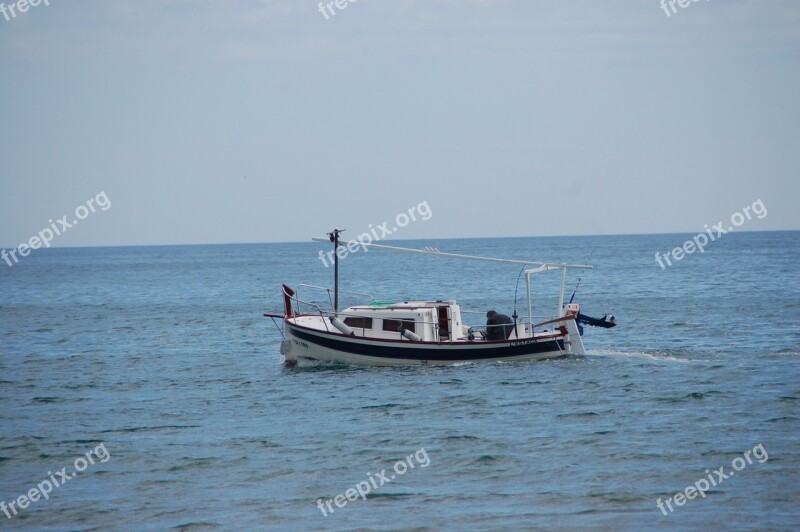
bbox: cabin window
[382,319,416,333]
[344,317,373,329]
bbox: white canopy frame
[312,237,593,328]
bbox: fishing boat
[264,229,616,367]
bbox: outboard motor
[577,313,617,329]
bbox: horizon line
[1,228,796,252]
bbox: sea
[1,231,798,530]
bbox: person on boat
[486,310,514,340]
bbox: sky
[1,0,798,248]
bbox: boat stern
[562,304,586,355]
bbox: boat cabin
[338,300,465,342]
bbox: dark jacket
[486,311,514,340]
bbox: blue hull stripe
[289,327,565,361]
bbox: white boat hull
[281,319,585,367]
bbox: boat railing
[282,286,333,332]
[283,286,578,341]
[466,313,578,340]
[460,309,562,332]
[460,309,555,320]
[296,284,374,311]
[283,285,376,333]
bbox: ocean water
[1,231,798,530]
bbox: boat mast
[327,228,345,315]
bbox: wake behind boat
[265,230,616,367]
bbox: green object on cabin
[370,300,397,307]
